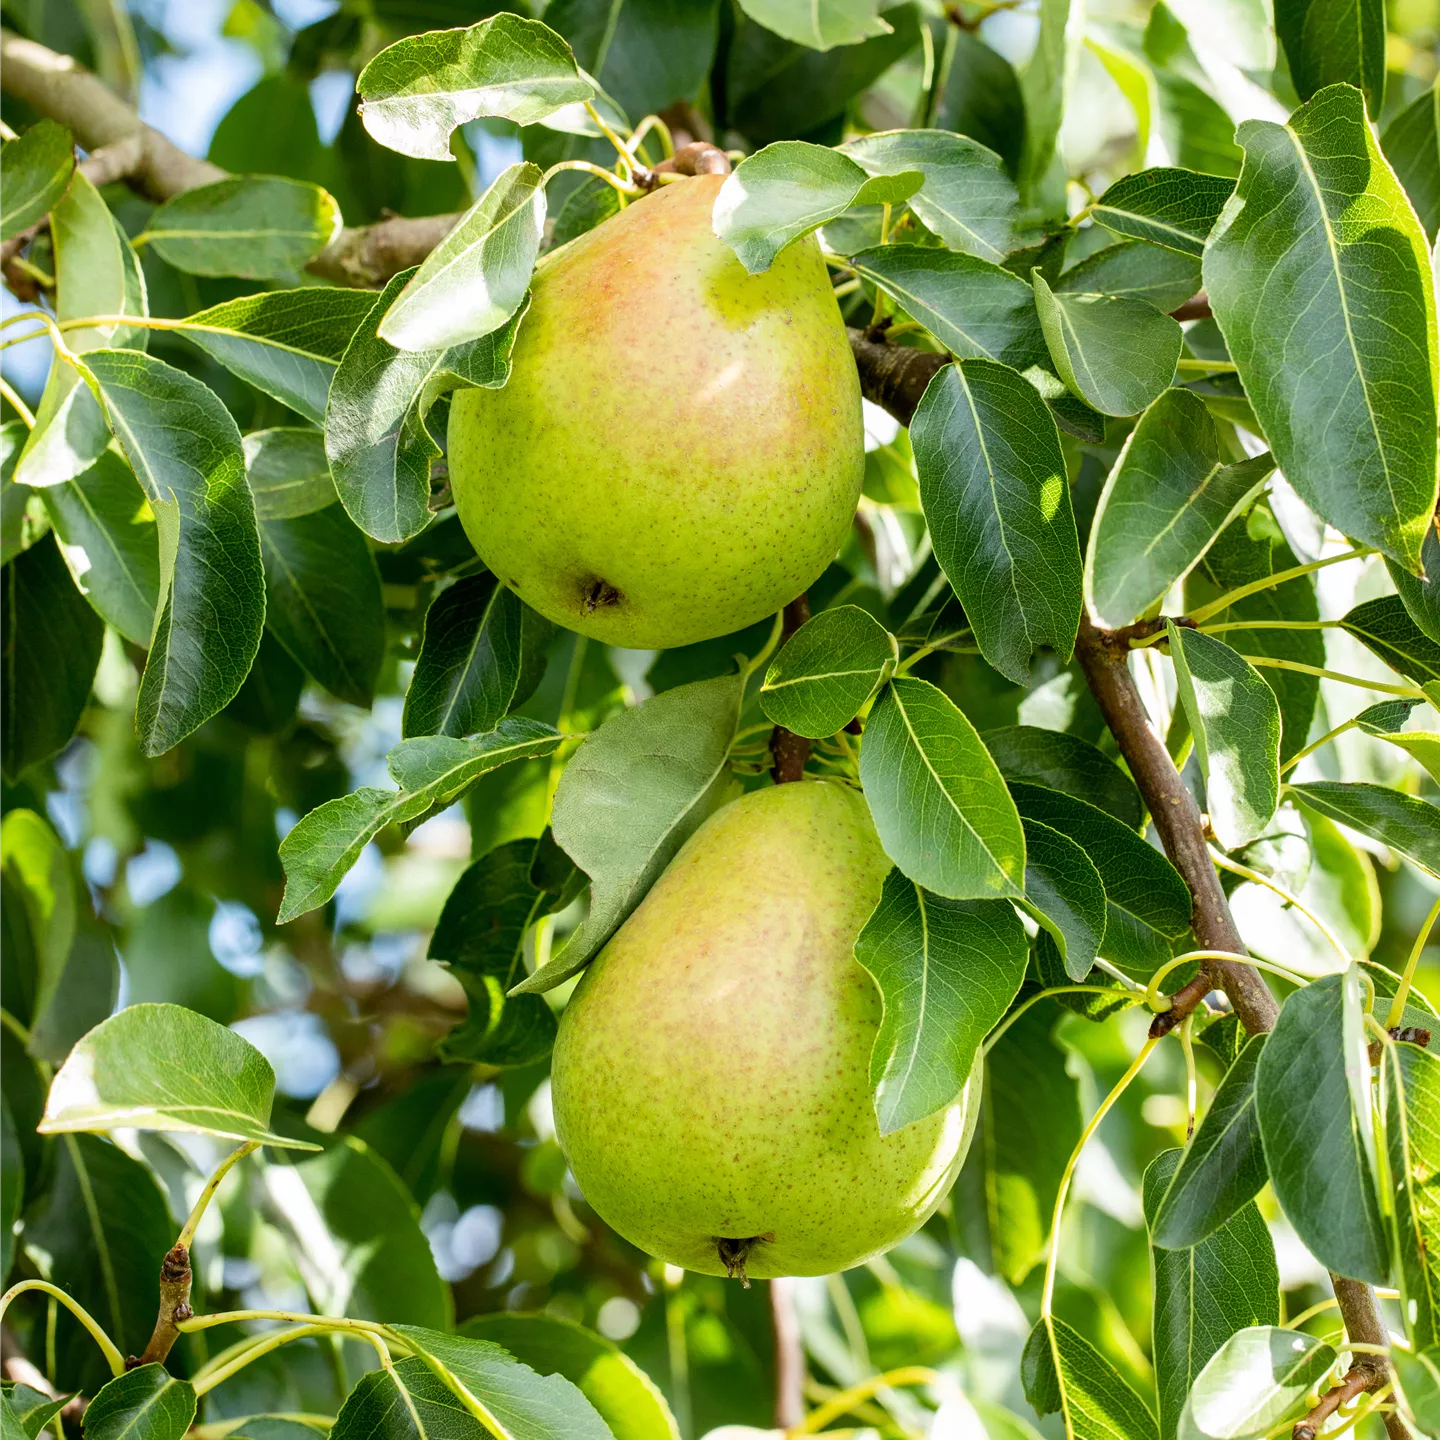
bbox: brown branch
[135,1243,193,1367]
[770,594,813,784]
[847,328,949,425]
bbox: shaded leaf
[260,503,385,707]
[40,1002,317,1148]
[1255,972,1388,1283]
[142,176,340,279]
[853,869,1026,1133]
[1168,624,1280,849]
[1341,594,1440,687]
[80,349,265,756]
[982,725,1142,828]
[1021,818,1107,980]
[859,675,1026,901]
[279,717,566,921]
[849,247,1047,369]
[1058,241,1201,313]
[1092,167,1234,256]
[713,141,922,274]
[1,534,102,782]
[83,1367,195,1440]
[183,289,379,427]
[1202,83,1438,572]
[1085,388,1273,628]
[932,28,1026,177]
[0,1102,18,1282]
[1384,1038,1440,1350]
[1275,0,1385,114]
[758,603,896,738]
[379,162,545,352]
[404,574,523,740]
[244,427,336,519]
[1289,781,1440,877]
[0,120,74,241]
[516,675,744,993]
[429,839,557,1067]
[1393,1347,1440,1435]
[1387,525,1440,647]
[1382,82,1439,241]
[3,1387,67,1440]
[1033,273,1183,417]
[1023,1315,1159,1439]
[357,15,594,161]
[911,360,1081,684]
[1146,1151,1278,1440]
[0,423,48,566]
[1153,1037,1269,1250]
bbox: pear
[550,781,980,1279]
[447,174,865,650]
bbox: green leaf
[278,718,566,922]
[0,423,48,566]
[983,1001,1082,1283]
[933,28,1026,176]
[859,676,1026,901]
[327,269,527,544]
[1,809,75,1048]
[1164,0,1275,69]
[517,674,744,993]
[40,1002,318,1148]
[42,449,159,646]
[1058,241,1202,312]
[1153,1037,1269,1250]
[1387,526,1440,647]
[910,360,1081,684]
[1085,388,1273,628]
[183,289,379,427]
[2,535,103,782]
[14,171,144,491]
[1168,624,1280,849]
[1178,1327,1336,1440]
[1145,1148,1279,1440]
[1341,594,1440,686]
[83,1367,195,1440]
[1024,1315,1159,1439]
[1384,1039,1440,1350]
[848,247,1047,369]
[3,1386,68,1440]
[1017,0,1081,199]
[259,502,385,707]
[758,603,897,738]
[1255,972,1388,1283]
[288,1138,451,1328]
[141,176,339,279]
[379,163,544,352]
[1021,817,1108,980]
[982,725,1143,828]
[1289,781,1440,877]
[404,574,523,740]
[461,1314,678,1440]
[429,839,558,1067]
[244,427,337,519]
[1203,83,1439,573]
[1092,167,1235,256]
[1394,1347,1440,1435]
[1382,82,1439,241]
[712,141,922,274]
[388,1326,614,1440]
[734,0,890,50]
[21,1135,173,1391]
[1275,0,1385,114]
[0,120,74,241]
[357,15,594,161]
[853,869,1025,1134]
[79,349,265,756]
[1,1392,23,1440]
[1010,783,1192,975]
[841,129,1029,262]
[0,1102,19,1282]
[1033,272,1183,416]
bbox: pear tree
[1,2,1438,1439]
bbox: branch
[770,594,812,783]
[770,1277,805,1428]
[135,1243,193,1367]
[0,28,457,290]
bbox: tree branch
[135,1243,193,1367]
[770,594,812,784]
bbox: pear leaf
[1092,167,1235,256]
[0,119,74,241]
[83,1367,196,1440]
[734,0,891,51]
[357,15,594,161]
[40,1003,318,1148]
[759,604,897,739]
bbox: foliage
[0,0,1438,1438]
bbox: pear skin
[447,174,865,649]
[550,781,980,1278]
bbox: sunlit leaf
[0,119,74,241]
[735,0,890,50]
[1178,1327,1335,1440]
[1289,782,1440,877]
[1384,1039,1440,1351]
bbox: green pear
[447,174,865,650]
[550,781,980,1279]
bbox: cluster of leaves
[1,0,1440,1436]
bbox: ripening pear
[447,174,865,650]
[550,781,980,1279]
